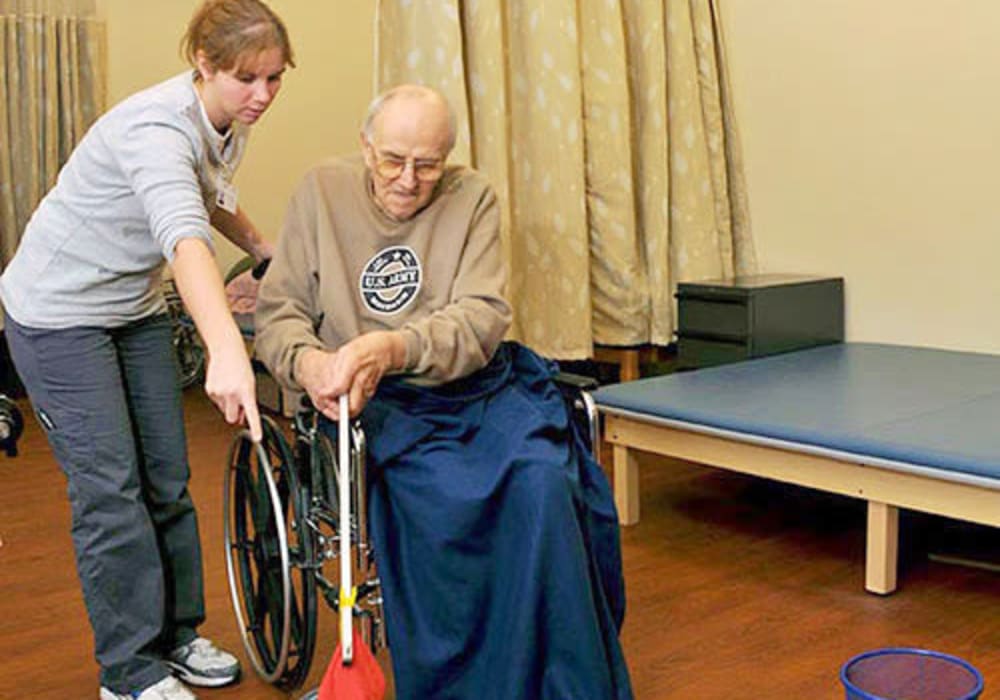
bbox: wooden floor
[1,389,998,699]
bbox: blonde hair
[181,0,294,73]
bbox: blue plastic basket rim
[840,647,984,700]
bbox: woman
[0,2,293,698]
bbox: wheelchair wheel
[223,416,318,688]
[172,323,205,388]
[0,395,24,457]
[163,281,204,388]
[310,430,341,519]
[290,414,346,526]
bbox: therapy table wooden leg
[613,444,640,525]
[866,501,899,594]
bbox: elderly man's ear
[360,133,374,168]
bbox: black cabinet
[675,274,844,369]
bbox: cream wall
[94,2,1000,353]
[96,0,375,272]
[720,2,1000,353]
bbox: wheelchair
[224,398,383,691]
[222,368,602,694]
[164,256,269,389]
[0,394,24,457]
[163,279,205,389]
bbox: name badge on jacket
[215,177,239,214]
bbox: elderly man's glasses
[369,144,445,182]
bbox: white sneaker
[99,676,196,700]
[165,637,241,688]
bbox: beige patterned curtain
[376,0,756,359]
[0,0,106,267]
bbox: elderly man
[255,85,633,699]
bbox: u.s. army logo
[359,246,422,315]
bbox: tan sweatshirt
[254,154,513,390]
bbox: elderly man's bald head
[362,85,457,153]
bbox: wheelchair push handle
[251,257,271,280]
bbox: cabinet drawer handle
[675,330,748,344]
[674,293,747,306]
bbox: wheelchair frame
[222,371,600,692]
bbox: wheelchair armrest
[224,255,256,285]
[225,255,272,285]
[552,372,601,460]
[552,370,599,393]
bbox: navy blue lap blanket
[352,342,633,700]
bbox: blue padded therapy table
[595,342,1000,594]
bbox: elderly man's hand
[295,331,407,420]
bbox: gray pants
[5,313,204,693]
